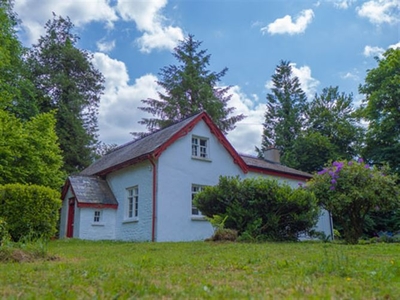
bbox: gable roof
[241,154,312,180]
[80,111,249,176]
[62,175,118,208]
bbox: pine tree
[259,61,307,166]
[136,34,244,136]
[27,14,105,173]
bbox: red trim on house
[76,203,118,209]
[247,166,311,181]
[152,112,249,173]
[149,156,157,242]
[61,178,72,200]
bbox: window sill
[191,156,212,162]
[91,223,105,226]
[122,218,139,224]
[191,216,207,221]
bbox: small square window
[192,136,209,159]
[93,210,101,223]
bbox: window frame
[192,136,210,160]
[125,186,139,221]
[191,184,206,217]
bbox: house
[59,112,333,242]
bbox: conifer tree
[136,34,244,135]
[27,14,104,173]
[259,61,307,166]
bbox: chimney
[263,147,280,164]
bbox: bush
[0,184,61,241]
[195,176,319,241]
[307,160,400,244]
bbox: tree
[259,61,307,167]
[307,159,399,244]
[27,14,105,173]
[136,34,245,135]
[0,110,65,189]
[359,48,400,175]
[0,0,38,120]
[287,87,363,172]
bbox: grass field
[0,239,399,299]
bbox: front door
[66,197,75,238]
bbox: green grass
[0,240,399,299]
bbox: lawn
[0,239,399,299]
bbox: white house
[59,112,333,242]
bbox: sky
[13,0,400,155]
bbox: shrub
[0,184,61,241]
[307,160,400,244]
[195,176,319,241]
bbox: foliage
[2,240,400,298]
[0,110,65,189]
[307,159,400,244]
[0,184,61,241]
[359,48,400,175]
[0,1,39,119]
[259,60,307,166]
[27,14,105,173]
[0,217,10,244]
[136,34,245,136]
[194,176,319,241]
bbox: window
[93,210,101,223]
[192,136,209,159]
[192,185,205,216]
[126,186,139,219]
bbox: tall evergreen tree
[359,48,400,175]
[27,14,105,174]
[0,0,38,120]
[259,61,307,166]
[136,34,245,135]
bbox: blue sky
[14,0,400,154]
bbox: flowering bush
[307,159,400,244]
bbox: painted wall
[156,120,244,242]
[107,161,153,241]
[59,188,72,238]
[77,208,117,240]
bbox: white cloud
[363,45,385,57]
[341,71,360,81]
[262,9,314,35]
[363,42,400,58]
[97,39,116,53]
[226,86,265,155]
[116,0,184,53]
[389,41,400,49]
[92,53,160,145]
[332,0,356,9]
[357,0,400,24]
[14,0,118,44]
[265,63,319,99]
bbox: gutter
[148,156,157,242]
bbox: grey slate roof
[240,154,312,179]
[69,175,117,205]
[81,113,203,176]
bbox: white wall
[59,188,72,238]
[156,120,244,242]
[78,208,117,240]
[107,161,153,241]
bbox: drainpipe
[149,156,157,242]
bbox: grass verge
[0,239,399,299]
